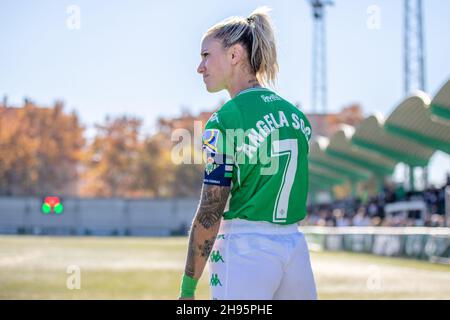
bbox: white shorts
[208,218,317,300]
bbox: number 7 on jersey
[271,139,298,223]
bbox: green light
[54,203,64,215]
[42,203,51,214]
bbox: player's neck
[227,76,262,99]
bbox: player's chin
[205,82,222,93]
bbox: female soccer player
[180,6,317,300]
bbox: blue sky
[1,0,449,186]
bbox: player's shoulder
[218,99,239,116]
[272,94,313,141]
[276,95,311,125]
[205,100,240,130]
[287,101,311,123]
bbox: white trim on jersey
[235,87,271,97]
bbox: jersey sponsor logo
[260,94,282,103]
[202,129,219,153]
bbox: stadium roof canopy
[325,125,397,175]
[309,137,371,181]
[307,78,450,194]
[384,92,450,154]
[309,179,333,192]
[309,170,342,187]
[352,113,435,166]
[309,163,346,185]
[430,79,450,124]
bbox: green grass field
[0,235,449,299]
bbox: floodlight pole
[308,0,333,114]
[404,0,426,191]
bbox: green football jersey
[202,87,312,225]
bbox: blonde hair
[204,6,279,87]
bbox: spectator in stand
[395,184,406,202]
[437,186,446,215]
[371,216,382,226]
[333,209,350,227]
[305,177,449,227]
[430,214,445,227]
[367,200,379,218]
[352,207,371,226]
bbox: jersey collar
[235,87,271,98]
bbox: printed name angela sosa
[176,304,273,316]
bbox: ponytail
[246,6,279,87]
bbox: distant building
[305,104,364,139]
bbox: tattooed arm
[181,183,230,296]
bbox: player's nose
[197,61,206,74]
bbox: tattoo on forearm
[184,185,230,278]
[185,224,196,277]
[199,237,215,258]
[197,185,230,229]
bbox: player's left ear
[229,43,244,66]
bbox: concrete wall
[0,197,198,236]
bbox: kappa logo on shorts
[210,273,222,287]
[210,250,224,263]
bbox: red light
[45,196,61,207]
